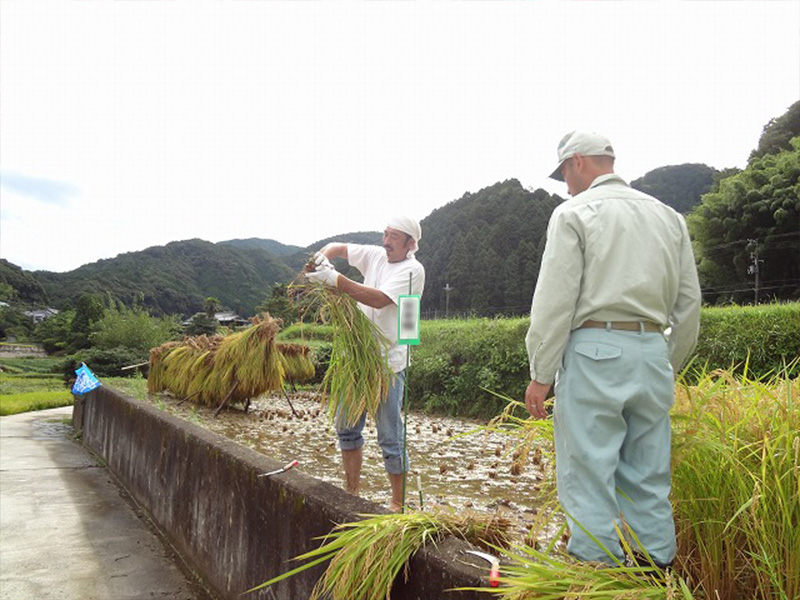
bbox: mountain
[0,259,49,306]
[219,238,303,257]
[417,179,561,316]
[5,162,735,321]
[630,163,719,214]
[283,231,383,271]
[750,98,800,160]
[34,239,296,317]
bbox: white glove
[306,264,339,287]
[313,251,334,271]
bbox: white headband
[386,216,422,258]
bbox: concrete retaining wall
[73,387,488,600]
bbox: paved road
[0,406,214,600]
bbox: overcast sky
[1,1,798,273]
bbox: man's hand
[313,251,334,270]
[525,380,552,420]
[306,264,339,287]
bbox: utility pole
[443,283,453,319]
[747,239,763,304]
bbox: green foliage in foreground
[0,390,73,416]
[671,365,799,599]
[476,365,798,600]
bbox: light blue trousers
[553,327,676,565]
[336,370,408,475]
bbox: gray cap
[549,130,615,181]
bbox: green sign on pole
[397,295,421,345]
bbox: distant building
[181,311,249,327]
[214,312,249,327]
[24,308,59,324]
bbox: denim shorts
[336,369,408,474]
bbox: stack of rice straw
[148,314,313,408]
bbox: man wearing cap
[307,217,425,512]
[524,131,701,568]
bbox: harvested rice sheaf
[292,283,393,427]
[147,314,284,408]
[277,343,316,383]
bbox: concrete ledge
[74,387,487,599]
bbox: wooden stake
[213,379,239,417]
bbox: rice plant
[671,362,800,599]
[291,282,393,427]
[470,539,694,599]
[248,509,511,600]
[469,365,799,600]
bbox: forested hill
[34,239,296,317]
[219,238,303,256]
[417,179,562,317]
[630,163,719,214]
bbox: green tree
[0,282,17,302]
[69,294,105,352]
[32,309,74,353]
[256,283,299,325]
[750,99,800,160]
[0,306,34,342]
[204,296,221,318]
[185,312,219,336]
[688,137,800,304]
[91,303,181,355]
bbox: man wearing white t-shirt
[307,217,425,511]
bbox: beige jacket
[526,174,702,384]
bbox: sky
[1,1,798,273]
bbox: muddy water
[147,391,563,544]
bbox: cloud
[0,171,78,207]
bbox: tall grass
[672,364,800,599]
[461,365,798,599]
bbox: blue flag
[72,363,102,395]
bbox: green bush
[278,322,334,342]
[691,302,800,377]
[63,347,146,379]
[270,304,800,419]
[410,318,530,419]
[91,304,181,353]
[410,303,800,418]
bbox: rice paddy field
[130,362,798,600]
[0,356,72,416]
